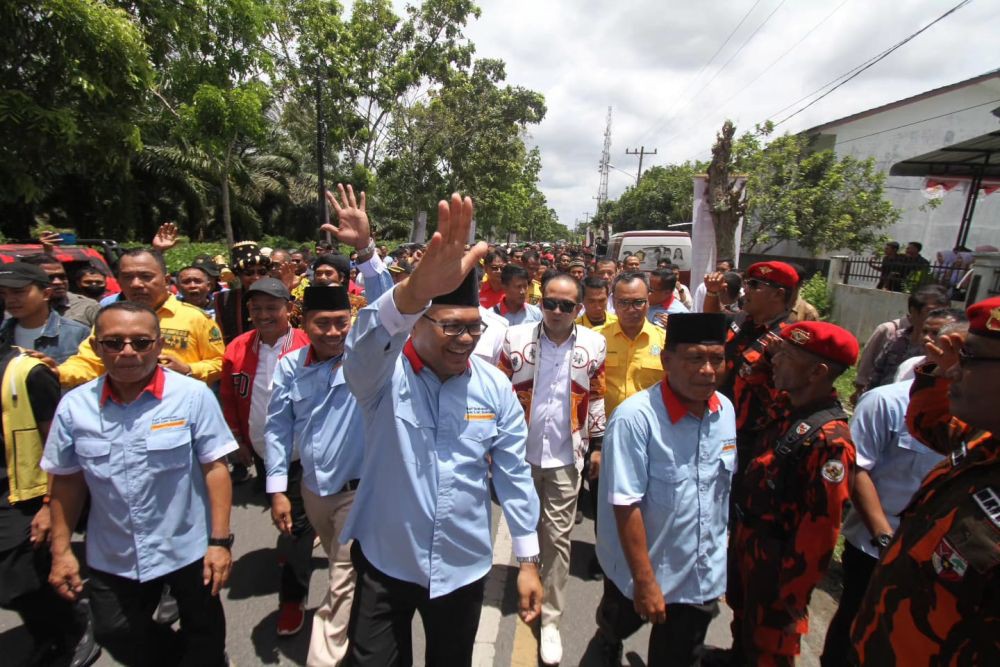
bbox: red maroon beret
[746,261,799,289]
[967,296,1000,339]
[781,321,859,367]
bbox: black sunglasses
[96,338,158,352]
[958,346,1000,367]
[542,297,578,314]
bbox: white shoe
[540,623,563,665]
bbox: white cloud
[455,0,999,231]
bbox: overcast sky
[431,0,998,230]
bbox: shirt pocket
[395,402,434,466]
[646,465,688,509]
[75,438,113,480]
[637,356,663,389]
[145,429,193,472]
[456,420,499,462]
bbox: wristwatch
[516,555,541,565]
[208,534,235,551]
[870,533,892,551]
[355,237,377,264]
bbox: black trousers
[275,459,316,603]
[596,577,718,667]
[820,541,878,667]
[88,559,226,667]
[344,542,486,667]
[0,540,81,649]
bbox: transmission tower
[596,106,613,241]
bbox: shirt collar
[157,294,179,315]
[40,310,62,338]
[660,378,721,424]
[100,365,166,406]
[402,338,471,374]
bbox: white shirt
[474,306,508,365]
[525,330,575,468]
[894,355,923,383]
[14,323,45,349]
[692,282,708,313]
[248,340,282,458]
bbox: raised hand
[152,222,179,252]
[323,184,370,250]
[394,193,487,313]
[925,331,964,375]
[39,230,64,252]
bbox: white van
[607,230,693,284]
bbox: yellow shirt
[576,312,618,330]
[527,280,542,306]
[59,295,225,388]
[600,319,666,416]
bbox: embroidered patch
[572,346,591,369]
[465,408,496,421]
[932,538,969,581]
[789,328,811,345]
[988,307,1000,332]
[757,265,772,275]
[510,351,524,373]
[821,460,845,483]
[795,422,810,436]
[151,418,187,431]
[973,487,1000,530]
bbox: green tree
[601,162,703,233]
[0,0,153,235]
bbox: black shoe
[575,509,584,525]
[154,586,180,625]
[27,640,60,667]
[230,463,251,484]
[701,647,742,667]
[67,599,102,667]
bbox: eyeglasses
[96,338,158,352]
[421,315,488,337]
[486,264,505,272]
[958,346,1000,367]
[542,297,578,314]
[745,278,780,291]
[615,298,648,310]
[243,267,270,277]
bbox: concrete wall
[830,284,910,343]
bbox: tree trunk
[221,145,235,247]
[707,120,742,262]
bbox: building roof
[891,130,1000,179]
[803,69,1000,134]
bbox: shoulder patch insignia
[973,487,1000,530]
[821,459,845,483]
[795,422,811,436]
[932,537,969,581]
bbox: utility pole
[596,107,613,242]
[316,73,331,242]
[625,146,657,184]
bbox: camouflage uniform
[850,369,1000,666]
[720,312,789,476]
[728,395,855,666]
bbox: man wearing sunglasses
[340,192,542,666]
[43,301,238,666]
[704,261,799,477]
[850,296,1000,666]
[57,249,225,389]
[499,272,607,665]
[214,242,272,345]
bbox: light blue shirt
[497,302,542,326]
[596,381,736,603]
[357,253,394,304]
[342,288,540,598]
[41,369,237,581]
[840,379,944,558]
[264,348,365,497]
[647,298,690,326]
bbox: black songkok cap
[431,269,480,307]
[667,313,728,346]
[302,285,351,312]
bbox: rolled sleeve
[41,400,82,475]
[604,410,650,505]
[190,383,238,463]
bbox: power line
[634,0,763,145]
[771,0,973,127]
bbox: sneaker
[574,509,583,525]
[539,624,563,665]
[276,601,305,636]
[230,462,251,484]
[153,587,180,625]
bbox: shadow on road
[248,607,314,665]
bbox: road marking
[472,514,513,667]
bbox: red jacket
[220,327,309,449]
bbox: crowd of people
[0,184,997,667]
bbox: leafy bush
[799,272,831,319]
[162,241,228,274]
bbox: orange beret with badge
[780,321,859,367]
[967,296,1000,339]
[746,261,799,289]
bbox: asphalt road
[0,481,842,666]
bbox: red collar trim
[497,296,525,316]
[660,378,720,424]
[661,292,675,310]
[100,366,166,406]
[403,338,426,373]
